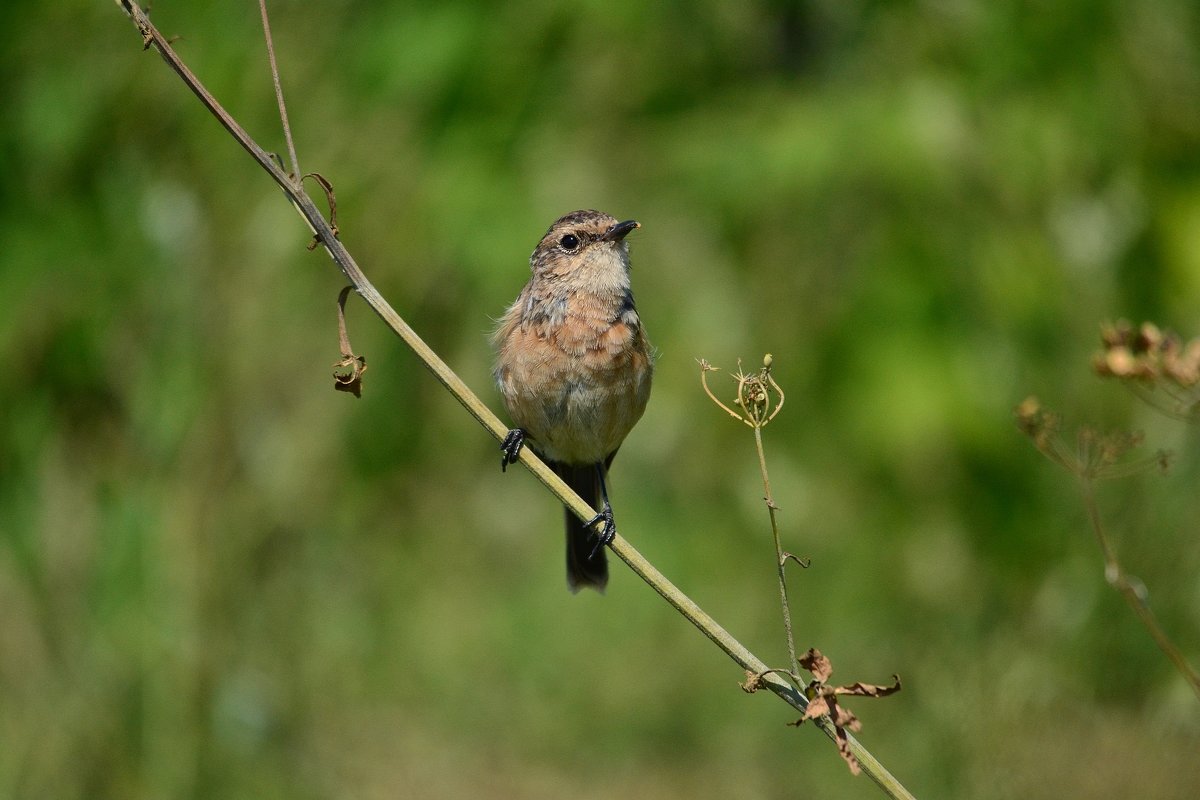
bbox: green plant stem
[754,425,800,680]
[115,5,917,796]
[1079,478,1200,701]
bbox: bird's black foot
[500,429,526,472]
[584,501,616,558]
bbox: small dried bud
[1135,322,1163,353]
[1100,346,1136,377]
[1100,321,1129,348]
[1015,395,1042,424]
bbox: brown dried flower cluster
[1014,396,1168,480]
[1014,397,1199,700]
[1094,321,1200,418]
[698,354,784,429]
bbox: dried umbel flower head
[699,354,784,428]
[1015,396,1169,479]
[1095,321,1200,419]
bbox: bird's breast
[493,292,653,464]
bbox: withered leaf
[834,675,902,698]
[835,728,862,776]
[790,648,900,777]
[333,355,367,398]
[799,648,833,683]
[740,670,764,694]
[804,694,830,719]
[826,697,862,732]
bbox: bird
[492,209,653,592]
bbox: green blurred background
[2,1,1199,797]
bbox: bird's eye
[559,233,580,251]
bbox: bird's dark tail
[554,461,608,593]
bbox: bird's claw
[584,501,616,559]
[500,429,526,472]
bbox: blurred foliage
[2,0,1200,797]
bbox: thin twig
[711,357,800,678]
[1079,477,1200,701]
[114,4,916,796]
[259,0,299,181]
[698,360,747,423]
[754,424,800,681]
[1017,398,1200,701]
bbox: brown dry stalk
[1016,398,1200,701]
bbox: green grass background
[2,1,1199,797]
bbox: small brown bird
[493,210,653,592]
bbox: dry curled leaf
[835,676,903,698]
[303,171,340,248]
[802,692,830,720]
[333,286,366,397]
[835,729,862,775]
[798,648,833,683]
[791,647,900,777]
[333,355,367,398]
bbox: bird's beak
[601,219,640,241]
